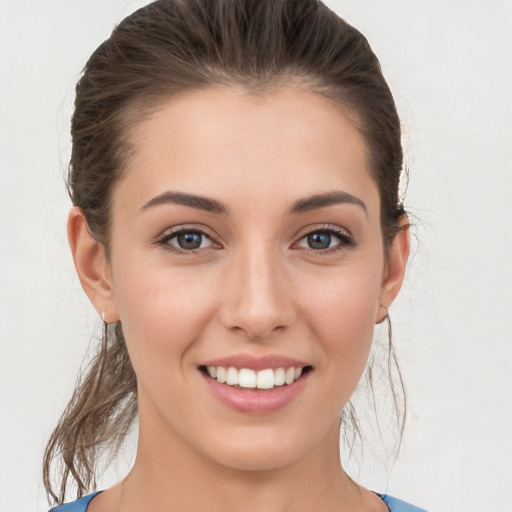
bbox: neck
[116,416,365,512]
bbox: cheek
[300,265,382,379]
[111,260,217,372]
[306,265,381,330]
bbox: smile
[204,366,308,390]
[199,355,313,413]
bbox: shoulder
[48,492,102,512]
[379,494,429,512]
[49,490,428,512]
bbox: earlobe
[375,305,389,324]
[67,207,119,323]
[377,217,410,323]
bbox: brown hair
[44,0,407,504]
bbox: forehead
[115,85,379,217]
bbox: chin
[212,447,301,473]
[197,427,316,472]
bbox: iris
[307,232,331,250]
[177,231,203,249]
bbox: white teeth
[216,366,226,383]
[256,368,274,389]
[238,369,256,388]
[226,367,239,386]
[274,367,286,386]
[206,365,307,389]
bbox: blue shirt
[49,490,429,511]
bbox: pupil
[308,232,331,250]
[178,232,202,249]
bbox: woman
[44,1,426,510]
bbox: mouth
[198,354,313,413]
[199,364,313,391]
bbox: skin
[69,85,409,512]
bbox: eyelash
[155,225,356,256]
[155,226,219,255]
[294,225,356,256]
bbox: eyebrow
[290,190,367,216]
[141,189,367,217]
[141,191,229,214]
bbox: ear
[67,207,119,323]
[376,216,410,323]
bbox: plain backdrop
[0,1,511,511]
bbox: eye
[305,232,332,250]
[158,228,215,251]
[295,227,354,253]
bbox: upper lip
[200,354,311,371]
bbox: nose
[219,245,296,341]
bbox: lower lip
[200,370,310,414]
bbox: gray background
[0,1,511,510]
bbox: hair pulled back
[44,0,406,504]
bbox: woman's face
[97,86,405,471]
